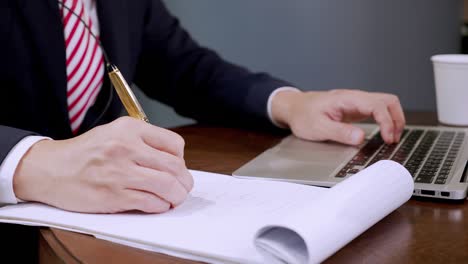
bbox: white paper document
[0,160,413,264]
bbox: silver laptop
[233,124,468,200]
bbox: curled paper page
[255,160,414,264]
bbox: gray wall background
[136,0,463,128]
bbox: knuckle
[172,193,188,207]
[374,103,389,116]
[94,166,125,191]
[387,95,400,106]
[119,116,135,123]
[113,116,140,130]
[128,193,149,208]
[131,194,149,206]
[168,157,186,174]
[135,195,160,212]
[90,124,106,135]
[102,139,130,158]
[114,116,131,126]
[171,133,185,150]
[186,174,195,191]
[362,103,375,115]
[328,89,346,96]
[141,198,157,212]
[148,201,171,213]
[169,184,188,205]
[163,175,187,204]
[398,119,406,127]
[159,172,178,190]
[128,192,171,213]
[126,173,146,187]
[373,111,386,124]
[344,127,355,141]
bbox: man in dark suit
[1,0,405,212]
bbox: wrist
[270,90,303,128]
[13,140,54,202]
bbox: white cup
[431,54,468,126]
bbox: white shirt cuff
[267,87,302,128]
[0,136,51,204]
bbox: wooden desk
[39,112,468,264]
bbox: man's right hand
[13,117,193,214]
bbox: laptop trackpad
[233,136,359,183]
[273,136,358,163]
[233,124,377,184]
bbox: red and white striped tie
[60,0,104,134]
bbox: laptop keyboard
[336,129,465,185]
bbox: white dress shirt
[0,0,300,204]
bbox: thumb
[322,120,365,145]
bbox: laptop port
[441,192,450,197]
[421,190,435,196]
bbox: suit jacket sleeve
[133,0,293,128]
[0,126,36,164]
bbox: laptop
[233,124,468,200]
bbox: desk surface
[39,112,468,264]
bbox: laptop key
[438,174,449,179]
[336,172,347,178]
[415,176,435,183]
[335,132,389,178]
[391,130,422,163]
[435,179,446,184]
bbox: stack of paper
[0,160,413,264]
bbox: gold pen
[107,64,149,123]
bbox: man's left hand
[270,89,406,146]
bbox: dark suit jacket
[0,0,291,163]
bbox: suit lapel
[17,0,71,135]
[96,0,131,78]
[16,0,130,136]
